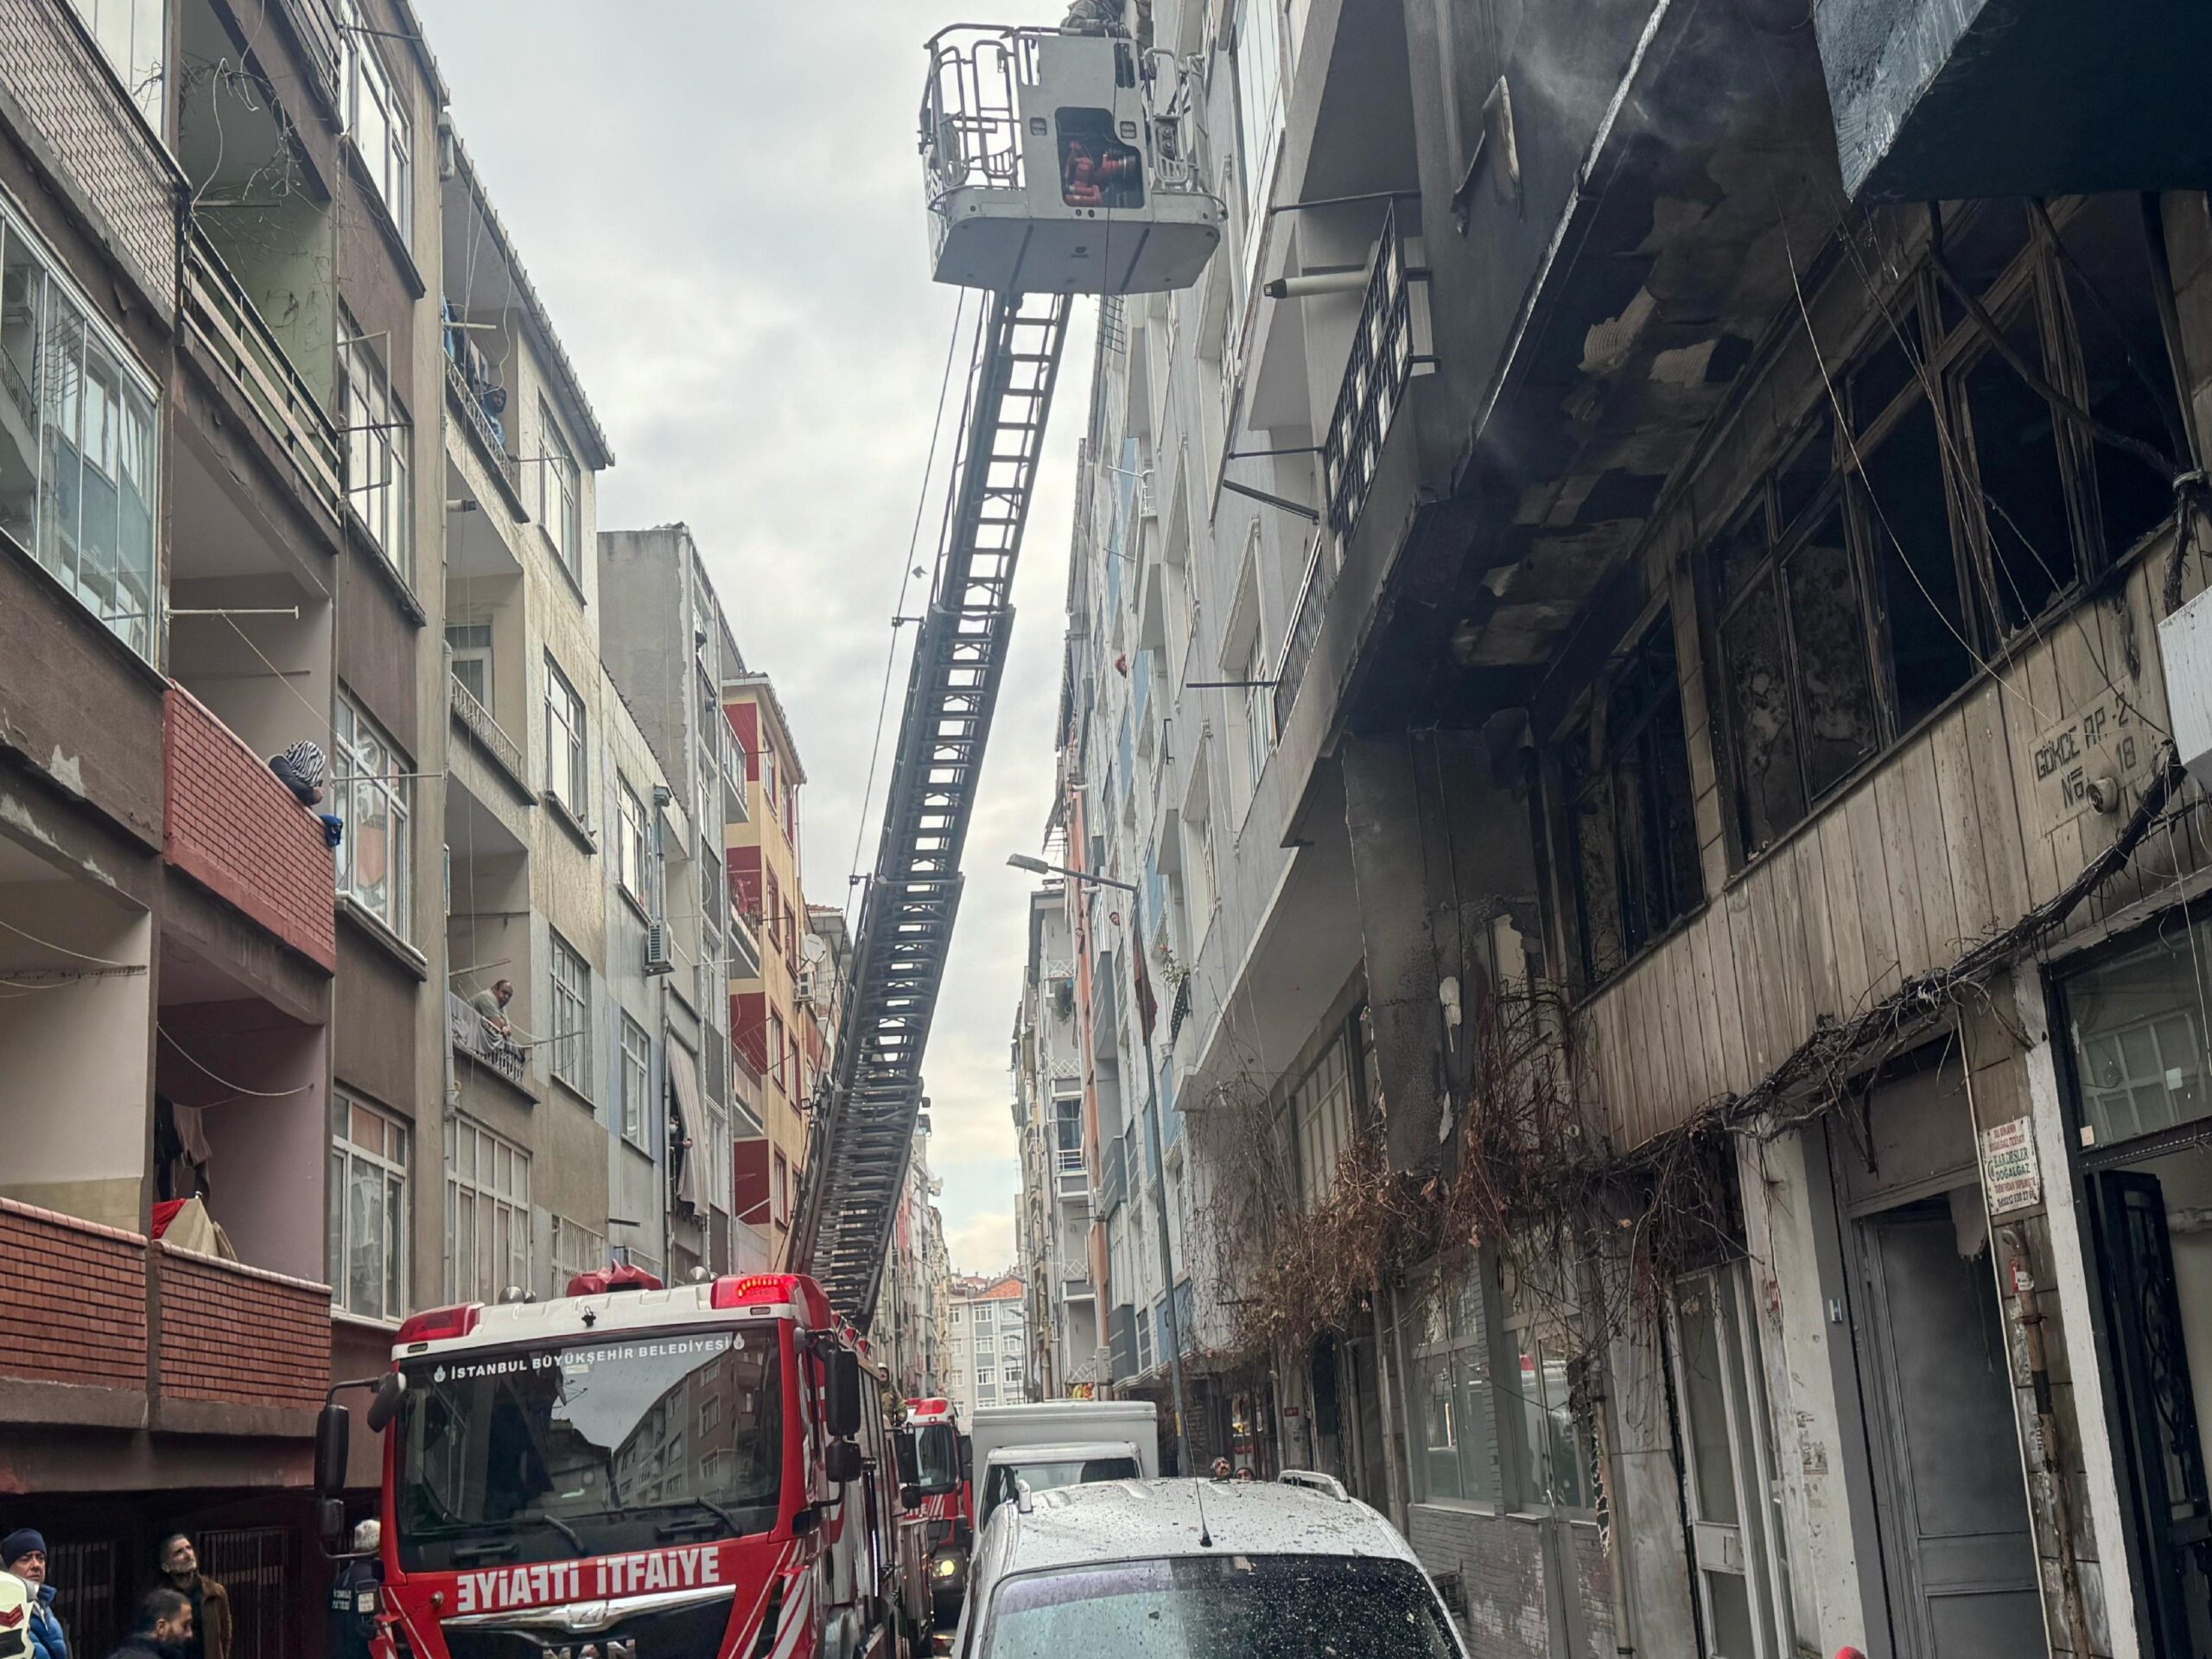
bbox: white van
[968,1399,1159,1479]
[952,1475,1468,1659]
[976,1440,1144,1532]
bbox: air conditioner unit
[644,922,675,976]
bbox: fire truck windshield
[393,1326,782,1571]
[915,1423,962,1492]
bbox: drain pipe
[2000,1227,2095,1659]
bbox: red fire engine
[890,1399,969,1643]
[315,1270,904,1659]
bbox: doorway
[1854,1197,2044,1656]
[1830,1044,2044,1658]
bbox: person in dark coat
[326,1522,383,1659]
[105,1588,191,1659]
[1,1531,64,1659]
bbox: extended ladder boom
[792,291,1071,1322]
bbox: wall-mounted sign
[2031,683,2152,836]
[1979,1116,2042,1215]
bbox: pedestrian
[105,1589,191,1659]
[1,1531,66,1659]
[1210,1457,1231,1480]
[150,1540,226,1659]
[325,1522,382,1659]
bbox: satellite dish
[801,931,829,965]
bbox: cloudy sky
[414,2,1093,1276]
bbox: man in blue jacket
[2,1530,65,1659]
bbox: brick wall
[0,1198,147,1390]
[162,688,336,972]
[155,1244,328,1408]
[1408,1505,1550,1658]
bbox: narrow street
[4,0,2212,1656]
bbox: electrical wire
[158,1026,316,1098]
[845,290,984,911]
[0,913,139,968]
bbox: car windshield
[980,1457,1138,1525]
[982,1554,1460,1659]
[395,1327,781,1569]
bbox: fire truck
[315,1270,905,1659]
[891,1400,969,1640]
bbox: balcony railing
[1320,202,1434,542]
[448,671,530,795]
[182,226,341,519]
[154,1243,329,1413]
[162,687,336,972]
[443,350,523,499]
[0,1198,146,1395]
[448,988,527,1088]
[1055,1145,1086,1173]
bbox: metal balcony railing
[182,227,341,519]
[444,351,522,498]
[1320,202,1434,542]
[448,989,527,1088]
[1055,1145,1086,1175]
[448,672,529,792]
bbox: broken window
[1708,418,1879,855]
[1560,613,1701,986]
[2052,194,2188,561]
[1704,193,2188,871]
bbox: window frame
[334,694,412,940]
[1553,612,1703,989]
[443,1114,531,1304]
[340,315,411,577]
[537,398,581,582]
[341,0,412,245]
[543,656,588,820]
[619,1012,651,1147]
[446,620,493,709]
[1702,198,2186,869]
[330,1092,410,1324]
[616,775,650,905]
[548,928,591,1095]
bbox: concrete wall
[0,880,151,1230]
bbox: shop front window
[2061,916,2212,1649]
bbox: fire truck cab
[314,1268,899,1659]
[891,1398,969,1648]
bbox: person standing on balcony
[471,978,515,1039]
[151,1539,226,1659]
[2,1530,66,1659]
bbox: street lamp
[1007,850,1192,1477]
[1005,853,1136,894]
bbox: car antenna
[1192,1481,1215,1549]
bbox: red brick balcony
[0,1198,147,1396]
[162,686,336,972]
[155,1243,330,1413]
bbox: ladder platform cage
[920,25,1224,296]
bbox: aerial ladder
[791,20,1224,1323]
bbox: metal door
[1670,1262,1796,1658]
[2090,1168,2212,1655]
[1857,1200,2044,1657]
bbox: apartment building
[598,523,757,1275]
[0,0,452,1639]
[1012,874,1106,1397]
[1049,0,2212,1654]
[724,671,811,1261]
[0,0,724,1642]
[943,1273,1028,1424]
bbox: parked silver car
[948,1474,1469,1659]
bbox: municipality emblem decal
[433,1365,448,1382]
